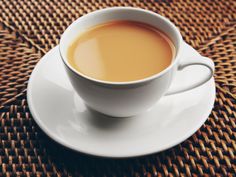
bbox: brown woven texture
[0,0,236,176]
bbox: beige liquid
[67,21,175,82]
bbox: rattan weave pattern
[1,0,236,51]
[0,26,42,106]
[0,0,236,176]
[0,89,235,176]
[199,24,236,94]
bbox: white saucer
[27,43,215,158]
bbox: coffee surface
[67,21,175,82]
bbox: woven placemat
[0,0,236,176]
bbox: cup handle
[165,56,215,95]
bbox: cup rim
[59,7,183,86]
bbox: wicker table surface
[0,0,236,176]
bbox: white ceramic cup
[59,7,214,117]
